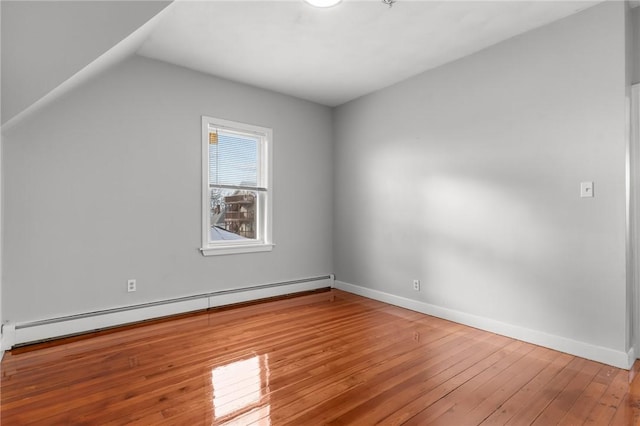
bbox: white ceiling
[139,0,603,107]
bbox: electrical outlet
[413,279,420,291]
[127,279,136,292]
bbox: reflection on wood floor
[2,289,640,425]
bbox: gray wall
[634,6,640,85]
[1,0,171,124]
[2,55,333,323]
[333,1,628,353]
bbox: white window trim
[200,116,274,256]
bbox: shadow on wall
[348,142,615,343]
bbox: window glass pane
[209,131,259,187]
[209,188,258,242]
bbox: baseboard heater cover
[7,275,334,349]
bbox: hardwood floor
[2,289,640,425]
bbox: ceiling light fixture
[303,0,342,7]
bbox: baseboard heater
[4,275,334,349]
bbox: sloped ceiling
[138,0,604,106]
[1,0,172,125]
[2,0,613,124]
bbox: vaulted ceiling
[138,0,603,107]
[2,0,609,127]
[1,1,172,126]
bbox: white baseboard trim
[628,347,636,370]
[2,323,16,353]
[6,276,333,349]
[335,280,632,370]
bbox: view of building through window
[206,122,265,243]
[209,189,256,241]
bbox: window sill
[200,243,274,256]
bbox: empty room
[1,0,640,424]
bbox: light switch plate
[580,181,594,198]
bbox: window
[201,116,273,255]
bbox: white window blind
[208,128,261,189]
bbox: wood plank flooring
[2,289,640,425]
